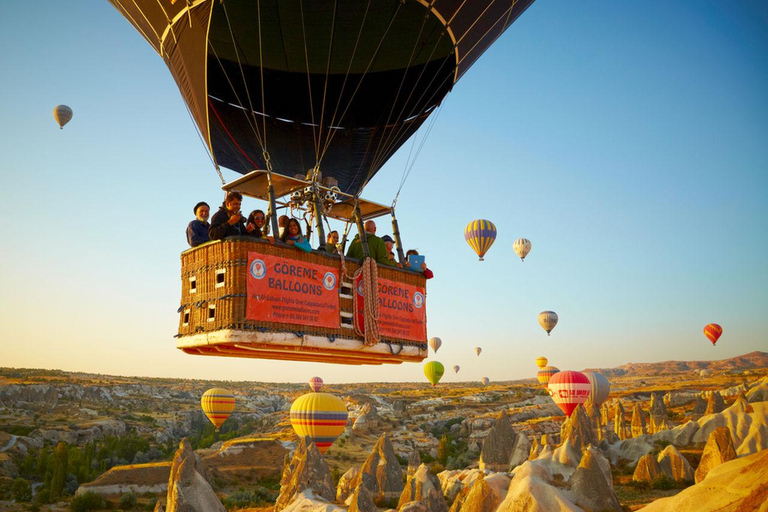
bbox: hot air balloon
[548,371,591,416]
[465,220,497,261]
[429,337,442,354]
[453,365,460,374]
[289,392,348,454]
[475,347,482,356]
[53,105,73,129]
[424,361,445,387]
[308,376,324,393]
[537,366,560,387]
[513,238,532,262]
[538,311,558,335]
[704,324,722,346]
[699,369,711,378]
[201,388,235,431]
[110,0,538,365]
[535,356,548,369]
[480,377,490,386]
[583,372,610,406]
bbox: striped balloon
[583,372,611,406]
[535,356,548,369]
[424,361,445,387]
[464,219,497,261]
[704,324,722,346]
[290,392,348,454]
[480,377,490,386]
[201,388,235,431]
[538,311,558,335]
[513,238,532,262]
[548,371,591,416]
[308,376,324,392]
[537,365,560,386]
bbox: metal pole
[391,208,406,265]
[354,205,370,258]
[312,186,326,248]
[266,175,279,238]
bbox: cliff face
[479,410,518,472]
[274,438,335,511]
[165,439,226,512]
[351,434,404,500]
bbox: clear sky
[1,1,766,384]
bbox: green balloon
[424,361,445,386]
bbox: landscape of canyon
[1,351,767,512]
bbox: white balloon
[538,311,558,335]
[453,365,460,374]
[513,238,532,262]
[474,347,482,356]
[429,337,442,353]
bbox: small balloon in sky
[703,324,722,346]
[308,376,323,392]
[465,219,497,261]
[53,105,73,129]
[474,347,482,356]
[513,238,532,262]
[429,337,442,353]
[538,311,558,335]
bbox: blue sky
[0,1,766,384]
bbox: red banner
[356,276,426,342]
[247,253,339,329]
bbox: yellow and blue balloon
[201,388,236,431]
[290,392,348,454]
[465,219,497,261]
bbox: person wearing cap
[381,234,397,263]
[186,201,211,247]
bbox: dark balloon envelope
[109,0,535,195]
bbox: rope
[355,258,380,346]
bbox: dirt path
[0,434,17,452]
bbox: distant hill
[583,351,768,377]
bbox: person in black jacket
[186,201,210,247]
[209,192,247,241]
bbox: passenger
[280,218,307,246]
[406,249,433,279]
[245,209,267,238]
[324,230,340,254]
[186,201,211,247]
[346,220,399,267]
[381,235,396,262]
[208,191,247,241]
[278,215,290,238]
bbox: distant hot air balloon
[480,377,490,386]
[536,356,548,369]
[699,369,711,378]
[201,388,235,431]
[429,337,442,353]
[465,219,497,261]
[538,311,558,335]
[583,372,611,406]
[475,347,482,356]
[289,392,348,454]
[424,361,445,387]
[453,365,460,374]
[53,105,73,129]
[308,376,324,392]
[704,324,722,346]
[513,238,532,262]
[548,371,591,416]
[537,366,560,387]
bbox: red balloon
[547,371,591,416]
[704,324,722,346]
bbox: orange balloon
[704,324,722,346]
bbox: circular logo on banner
[413,292,424,309]
[323,272,337,291]
[249,259,267,279]
[356,281,365,296]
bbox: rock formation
[639,449,768,512]
[613,401,630,440]
[695,426,737,483]
[352,413,369,432]
[691,395,707,420]
[509,432,531,469]
[649,392,672,434]
[601,401,611,426]
[496,461,581,512]
[527,437,540,461]
[632,453,662,483]
[348,482,376,512]
[274,438,335,511]
[408,450,422,477]
[559,404,598,454]
[454,474,504,512]
[398,464,448,512]
[746,376,768,402]
[704,391,726,416]
[657,445,694,481]
[400,502,428,512]
[586,402,603,440]
[479,409,518,472]
[165,438,226,512]
[352,434,403,500]
[336,467,360,502]
[631,403,647,438]
[570,447,622,512]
